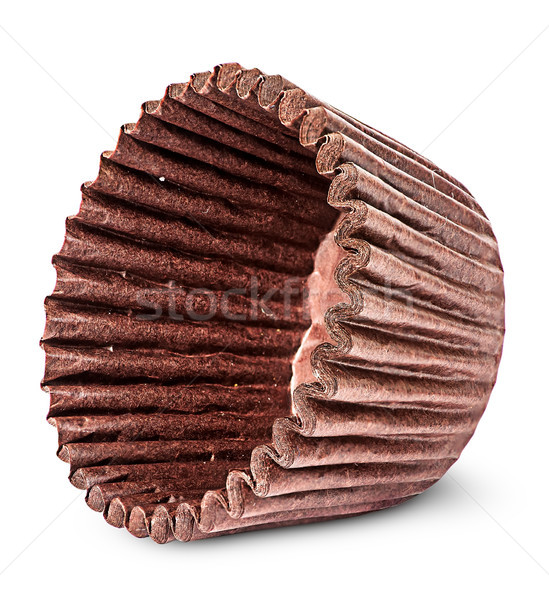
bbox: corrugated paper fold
[41,63,505,542]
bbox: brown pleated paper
[41,63,505,543]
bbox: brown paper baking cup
[41,63,505,543]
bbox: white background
[1,1,548,597]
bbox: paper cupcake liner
[41,63,505,543]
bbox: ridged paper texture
[41,63,504,543]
